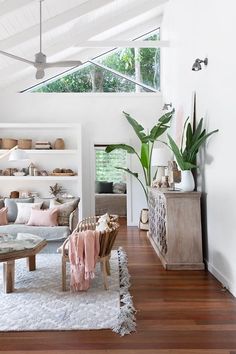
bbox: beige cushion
[15,202,42,224]
[49,199,78,226]
[0,207,8,225]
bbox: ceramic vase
[54,138,65,150]
[177,170,195,192]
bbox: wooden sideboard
[147,188,204,270]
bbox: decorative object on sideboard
[168,161,181,190]
[152,144,172,186]
[192,57,208,71]
[53,138,65,150]
[168,116,218,192]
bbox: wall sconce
[162,102,172,110]
[192,58,208,71]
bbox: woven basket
[2,138,17,149]
[18,139,32,149]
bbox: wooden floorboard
[1,221,236,353]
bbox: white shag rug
[0,248,136,336]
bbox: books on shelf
[34,141,52,150]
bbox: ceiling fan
[0,0,82,79]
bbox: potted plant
[167,117,218,191]
[105,109,174,228]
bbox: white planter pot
[177,170,195,192]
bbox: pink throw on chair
[68,229,100,291]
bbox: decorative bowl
[13,172,25,176]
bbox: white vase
[177,170,195,192]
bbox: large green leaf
[180,117,190,152]
[158,109,175,124]
[116,167,148,202]
[105,144,136,154]
[186,122,193,150]
[123,111,147,142]
[141,143,149,169]
[149,126,169,142]
[188,129,219,158]
[116,166,138,178]
[167,134,185,170]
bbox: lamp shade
[8,148,29,161]
[152,146,172,166]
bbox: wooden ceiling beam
[0,0,113,51]
[0,0,32,17]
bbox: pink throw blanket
[69,230,100,291]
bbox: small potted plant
[167,117,218,191]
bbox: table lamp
[0,145,29,161]
[152,145,172,184]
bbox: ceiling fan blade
[0,50,34,65]
[44,60,82,68]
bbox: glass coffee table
[0,233,47,293]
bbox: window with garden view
[95,147,127,183]
[32,29,160,93]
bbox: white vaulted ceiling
[0,0,168,92]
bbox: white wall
[162,0,236,295]
[0,93,162,226]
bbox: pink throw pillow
[0,207,8,225]
[27,208,58,226]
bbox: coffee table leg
[27,255,36,271]
[3,260,15,293]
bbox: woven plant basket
[2,138,17,149]
[18,139,32,149]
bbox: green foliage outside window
[95,149,127,183]
[33,30,160,93]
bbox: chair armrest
[69,208,78,232]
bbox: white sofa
[0,198,79,241]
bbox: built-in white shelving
[0,176,78,181]
[0,123,82,219]
[0,149,77,155]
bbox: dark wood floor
[1,220,236,354]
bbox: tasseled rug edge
[112,247,136,336]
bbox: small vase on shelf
[54,138,65,150]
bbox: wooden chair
[60,216,119,291]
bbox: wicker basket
[18,139,32,149]
[2,138,17,149]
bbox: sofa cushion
[15,202,43,224]
[27,208,58,227]
[5,197,34,222]
[0,223,70,241]
[0,207,8,225]
[49,199,79,226]
[113,182,126,194]
[96,181,113,194]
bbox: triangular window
[31,29,160,93]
